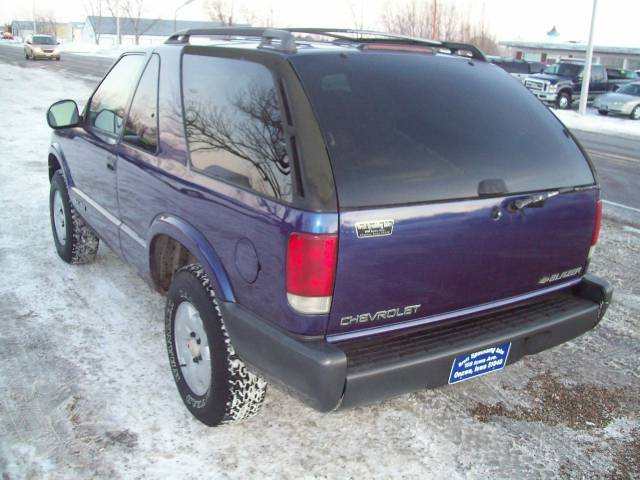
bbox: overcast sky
[2,0,639,46]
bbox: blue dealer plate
[448,343,511,384]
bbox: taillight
[286,232,337,315]
[589,199,603,259]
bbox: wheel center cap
[187,338,201,359]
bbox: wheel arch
[48,143,73,185]
[148,214,236,302]
[558,87,573,99]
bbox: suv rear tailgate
[328,190,597,336]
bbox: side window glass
[182,55,292,202]
[87,54,145,136]
[590,66,603,82]
[124,54,159,152]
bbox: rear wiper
[509,187,580,213]
[510,191,558,211]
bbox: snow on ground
[1,61,639,479]
[554,107,640,138]
[58,42,126,58]
[1,39,127,58]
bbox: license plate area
[448,342,511,384]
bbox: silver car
[24,34,61,61]
[594,82,640,120]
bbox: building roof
[500,40,640,56]
[85,16,228,37]
[11,20,35,30]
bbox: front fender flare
[49,143,73,186]
[148,214,236,302]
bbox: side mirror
[26,40,31,45]
[47,100,80,129]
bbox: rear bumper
[220,274,612,412]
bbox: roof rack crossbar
[164,27,486,61]
[284,28,441,46]
[259,28,297,53]
[285,28,485,61]
[436,41,487,61]
[165,27,297,53]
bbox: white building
[500,40,640,70]
[81,16,226,46]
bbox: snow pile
[58,42,126,58]
[553,107,640,138]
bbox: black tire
[598,110,609,116]
[24,52,28,60]
[49,170,99,264]
[631,106,640,121]
[56,57,61,61]
[556,92,571,110]
[165,264,267,426]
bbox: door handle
[106,156,116,171]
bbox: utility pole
[174,0,195,33]
[432,0,437,39]
[578,0,598,115]
[116,0,120,48]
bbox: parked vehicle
[594,82,640,119]
[45,28,612,426]
[2,31,14,40]
[606,68,640,91]
[524,58,612,109]
[490,57,544,81]
[24,34,60,60]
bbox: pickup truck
[524,59,620,109]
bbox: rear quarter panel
[116,46,337,336]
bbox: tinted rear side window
[182,54,292,201]
[291,53,595,208]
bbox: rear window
[291,53,595,208]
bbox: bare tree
[207,0,276,27]
[121,0,158,45]
[207,0,235,26]
[348,0,367,30]
[381,0,498,54]
[35,13,57,37]
[105,0,122,45]
[83,0,104,44]
[241,5,277,28]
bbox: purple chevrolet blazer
[45,28,612,426]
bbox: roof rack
[164,27,486,61]
[165,27,297,53]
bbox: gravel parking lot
[1,62,639,479]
